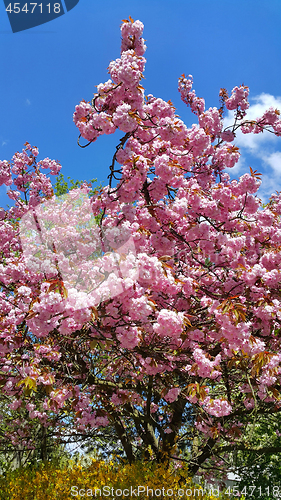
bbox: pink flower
[204,398,232,417]
[165,388,181,403]
[164,428,173,434]
[153,309,184,338]
[220,130,235,142]
[199,107,222,136]
[117,326,141,349]
[9,400,22,410]
[225,85,249,112]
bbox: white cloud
[262,151,281,174]
[223,93,281,204]
[244,93,281,119]
[25,98,31,106]
[258,151,281,203]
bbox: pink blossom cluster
[203,398,232,417]
[225,85,250,112]
[116,326,141,349]
[213,144,240,169]
[165,387,181,403]
[198,107,222,137]
[178,74,205,115]
[108,50,145,88]
[153,309,184,339]
[73,18,146,146]
[192,348,221,379]
[0,160,12,186]
[121,19,146,55]
[241,107,281,135]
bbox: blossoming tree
[1,17,281,477]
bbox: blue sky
[1,0,281,208]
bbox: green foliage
[233,413,281,499]
[53,173,101,197]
